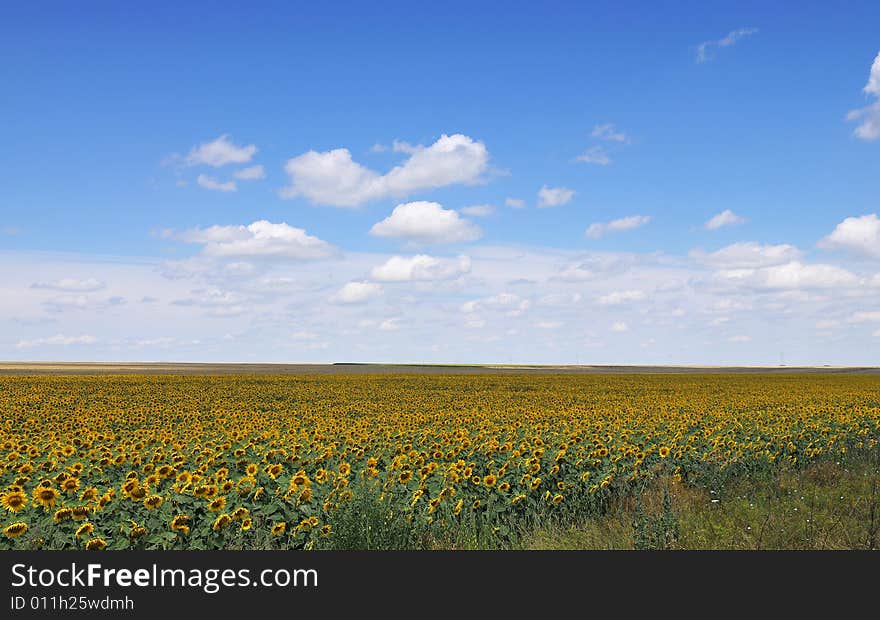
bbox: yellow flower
[212,514,232,531]
[85,537,107,551]
[0,491,27,512]
[271,521,287,535]
[4,522,28,538]
[75,522,95,538]
[144,495,163,510]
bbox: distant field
[1,362,879,375]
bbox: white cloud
[535,320,562,329]
[597,289,646,306]
[537,185,575,208]
[611,321,629,333]
[281,134,489,207]
[591,123,628,143]
[370,201,482,245]
[704,209,746,230]
[197,174,237,193]
[31,278,105,292]
[815,320,840,330]
[714,261,859,290]
[846,52,880,141]
[16,334,96,349]
[379,318,400,331]
[692,242,802,268]
[574,146,612,165]
[819,214,880,259]
[176,220,336,260]
[370,255,471,282]
[462,293,530,316]
[586,215,650,239]
[696,27,758,63]
[330,281,382,304]
[505,198,525,209]
[233,165,266,181]
[459,204,495,217]
[728,335,752,343]
[186,135,257,167]
[850,311,880,323]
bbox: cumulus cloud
[714,261,859,290]
[586,215,650,239]
[728,335,752,343]
[462,293,530,316]
[370,202,482,245]
[233,165,266,181]
[696,27,758,63]
[692,242,802,269]
[819,214,880,259]
[197,174,237,192]
[174,220,336,260]
[574,146,612,165]
[704,209,746,230]
[459,204,495,217]
[815,320,840,330]
[849,311,880,323]
[611,321,629,333]
[186,135,257,167]
[846,52,880,141]
[597,289,646,306]
[280,134,489,207]
[370,255,471,282]
[505,198,525,209]
[31,278,105,292]
[330,281,382,304]
[537,185,575,208]
[16,334,96,349]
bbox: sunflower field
[1,373,879,550]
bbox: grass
[317,451,880,550]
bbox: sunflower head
[4,522,28,538]
[1,491,27,513]
[85,537,107,551]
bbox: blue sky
[2,2,879,364]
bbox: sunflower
[33,486,60,509]
[271,521,287,535]
[75,522,95,538]
[483,474,497,487]
[498,482,511,492]
[1,491,27,513]
[4,522,28,538]
[511,494,527,505]
[472,499,481,510]
[170,515,190,532]
[245,464,258,477]
[85,538,107,551]
[659,446,671,458]
[453,499,463,515]
[319,524,332,537]
[207,496,226,512]
[530,477,542,491]
[240,517,253,531]
[551,494,564,505]
[144,495,163,510]
[62,478,80,493]
[398,470,412,484]
[212,514,231,531]
[53,508,73,523]
[80,487,99,502]
[231,507,249,520]
[338,462,351,477]
[265,464,283,479]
